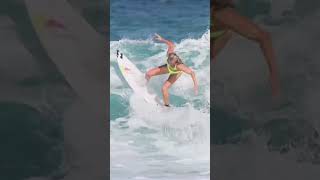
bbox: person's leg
[215,7,280,96]
[161,73,181,106]
[145,64,168,81]
[212,30,233,63]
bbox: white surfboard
[116,50,160,105]
[24,0,107,113]
[24,0,108,179]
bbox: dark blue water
[110,0,209,41]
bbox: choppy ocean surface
[110,0,209,41]
[110,0,210,179]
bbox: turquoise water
[110,30,210,180]
[110,0,210,179]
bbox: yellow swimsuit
[167,63,181,75]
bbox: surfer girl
[212,0,280,98]
[145,33,198,107]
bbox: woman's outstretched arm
[177,64,198,95]
[154,33,175,55]
[215,8,280,97]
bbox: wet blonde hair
[167,53,182,64]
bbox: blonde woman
[145,34,198,107]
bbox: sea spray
[110,31,210,180]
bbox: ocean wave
[110,31,210,179]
